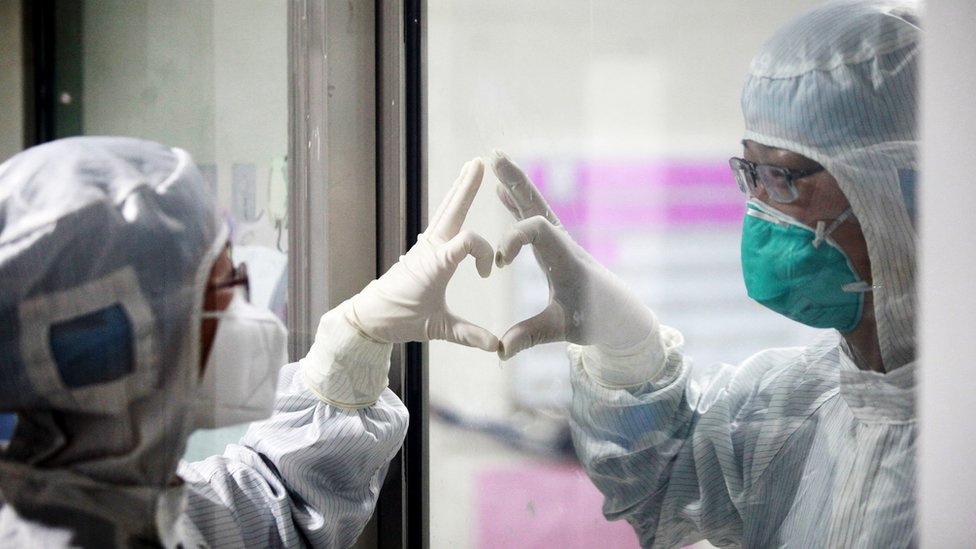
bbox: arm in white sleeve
[570,326,842,549]
[302,300,394,408]
[178,306,408,548]
[569,324,748,549]
[577,319,670,389]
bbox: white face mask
[196,291,288,429]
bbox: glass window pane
[70,0,288,459]
[428,2,823,547]
[79,0,288,271]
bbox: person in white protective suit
[0,136,497,547]
[489,0,919,546]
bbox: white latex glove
[491,151,666,386]
[303,159,497,408]
[347,158,498,351]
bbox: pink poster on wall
[528,159,743,265]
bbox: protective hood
[741,0,921,371]
[0,137,224,542]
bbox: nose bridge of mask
[746,199,852,251]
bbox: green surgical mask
[741,200,869,333]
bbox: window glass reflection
[72,0,288,459]
[427,1,855,548]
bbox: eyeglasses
[729,157,825,204]
[207,261,250,302]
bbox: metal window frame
[288,1,427,547]
[22,0,83,146]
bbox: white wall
[918,0,976,544]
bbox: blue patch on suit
[49,304,134,388]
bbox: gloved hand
[303,159,497,408]
[347,158,498,351]
[491,150,666,386]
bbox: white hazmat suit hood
[741,0,920,371]
[0,136,225,546]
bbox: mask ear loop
[842,281,875,293]
[812,207,878,294]
[813,207,854,248]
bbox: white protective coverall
[489,0,919,547]
[0,136,495,547]
[570,2,919,547]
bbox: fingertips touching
[466,157,485,184]
[498,330,525,361]
[450,317,499,352]
[489,149,526,189]
[494,229,528,268]
[494,249,505,269]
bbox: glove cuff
[577,322,671,388]
[344,282,391,344]
[301,300,393,408]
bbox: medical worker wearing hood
[0,137,497,547]
[489,0,919,546]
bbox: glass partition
[427,1,821,547]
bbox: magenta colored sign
[527,159,744,264]
[476,463,640,549]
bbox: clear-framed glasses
[729,157,825,204]
[207,261,250,302]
